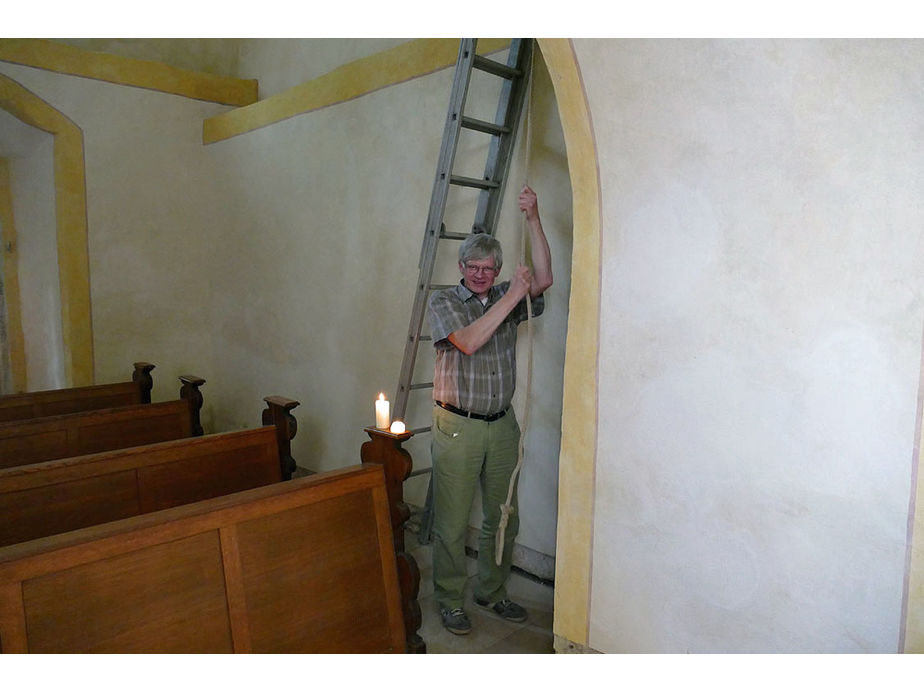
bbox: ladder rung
[461,116,510,137]
[409,466,433,477]
[440,230,470,241]
[428,283,454,291]
[450,175,499,190]
[410,382,433,390]
[473,54,520,80]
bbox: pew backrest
[0,465,405,653]
[0,362,155,423]
[0,399,193,470]
[0,426,285,547]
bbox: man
[427,185,553,635]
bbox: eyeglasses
[462,262,498,276]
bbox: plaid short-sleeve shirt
[428,279,544,416]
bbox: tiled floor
[407,529,556,654]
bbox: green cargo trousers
[431,403,521,610]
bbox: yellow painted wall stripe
[202,38,511,144]
[0,73,94,387]
[0,158,27,391]
[904,381,924,651]
[537,38,600,650]
[0,39,257,107]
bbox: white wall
[577,38,924,652]
[237,38,409,98]
[51,39,243,78]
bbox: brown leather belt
[436,400,507,422]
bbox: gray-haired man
[427,185,553,635]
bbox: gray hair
[458,233,503,269]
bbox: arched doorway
[0,73,94,387]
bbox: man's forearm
[527,213,553,297]
[447,290,523,355]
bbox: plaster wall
[574,38,924,652]
[0,108,61,390]
[237,38,410,98]
[0,62,229,409]
[49,38,243,79]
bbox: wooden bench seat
[0,465,405,653]
[0,399,192,469]
[0,362,156,423]
[0,396,298,547]
[0,377,207,470]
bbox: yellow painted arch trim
[0,73,94,386]
[0,39,257,107]
[535,38,600,650]
[905,359,924,652]
[0,158,26,391]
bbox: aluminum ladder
[393,38,534,541]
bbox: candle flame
[378,392,385,401]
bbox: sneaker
[475,597,528,623]
[440,607,471,635]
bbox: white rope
[496,45,535,566]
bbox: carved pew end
[132,362,156,404]
[262,396,300,480]
[179,375,206,436]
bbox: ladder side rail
[416,38,478,270]
[396,39,478,420]
[395,237,442,418]
[473,39,534,237]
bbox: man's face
[460,257,500,298]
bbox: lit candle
[375,392,390,429]
[390,420,406,434]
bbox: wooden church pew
[0,396,299,548]
[0,376,206,470]
[0,362,156,423]
[0,464,406,653]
